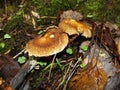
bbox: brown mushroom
[58,18,92,38]
[25,27,69,57]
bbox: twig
[56,61,72,90]
[40,16,56,19]
[13,49,25,59]
[48,54,57,80]
[4,0,7,15]
[63,59,80,90]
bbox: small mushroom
[25,27,69,57]
[58,18,92,38]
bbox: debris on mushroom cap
[58,18,92,38]
[25,27,69,57]
[60,10,83,21]
[105,21,118,31]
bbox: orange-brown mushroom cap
[25,27,69,57]
[58,19,92,38]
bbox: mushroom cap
[25,27,69,57]
[58,19,92,38]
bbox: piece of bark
[0,54,20,83]
[10,60,37,90]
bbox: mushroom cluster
[25,18,92,57]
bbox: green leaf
[78,57,82,61]
[37,30,44,35]
[79,63,86,68]
[86,14,94,18]
[18,5,23,8]
[0,42,5,49]
[18,56,26,64]
[16,11,23,16]
[66,47,73,54]
[80,45,88,52]
[38,61,47,67]
[4,34,11,39]
[56,58,61,66]
[44,63,55,70]
[56,58,63,70]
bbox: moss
[4,11,24,33]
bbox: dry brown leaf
[68,58,107,90]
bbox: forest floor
[0,8,120,90]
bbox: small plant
[66,47,73,55]
[37,30,45,35]
[78,57,82,61]
[18,56,26,64]
[56,58,65,70]
[80,45,88,52]
[0,42,6,53]
[4,34,11,39]
[78,57,86,68]
[79,63,86,68]
[38,61,47,67]
[0,42,5,50]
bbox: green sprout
[44,62,56,70]
[56,58,64,70]
[80,45,88,52]
[38,61,47,67]
[4,34,11,39]
[66,47,73,55]
[0,42,5,49]
[78,57,82,61]
[37,30,45,35]
[18,56,26,64]
[79,63,86,68]
[78,57,86,68]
